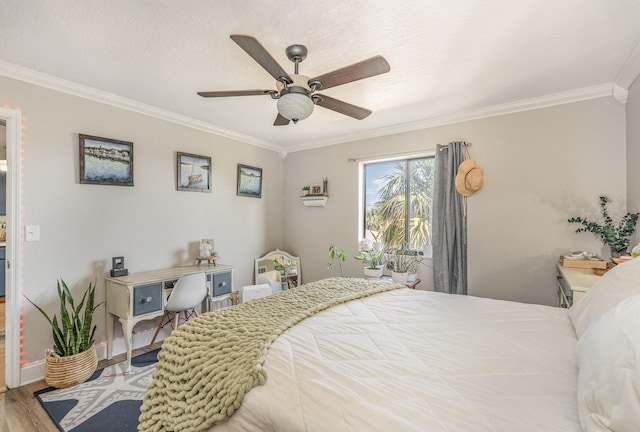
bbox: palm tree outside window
[362,157,435,250]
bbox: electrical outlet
[25,225,40,241]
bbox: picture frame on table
[79,134,134,186]
[177,152,212,192]
[237,164,263,198]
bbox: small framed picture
[177,152,212,192]
[237,164,263,198]
[201,238,215,250]
[79,134,134,186]
[309,183,323,195]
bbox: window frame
[358,151,435,250]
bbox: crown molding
[286,83,616,153]
[613,84,629,104]
[615,37,640,90]
[0,61,619,155]
[0,60,282,153]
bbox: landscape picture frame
[79,134,134,186]
[177,152,212,192]
[237,164,263,198]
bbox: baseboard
[18,331,167,387]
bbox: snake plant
[25,279,103,356]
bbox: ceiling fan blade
[315,94,372,120]
[197,90,274,97]
[230,34,292,83]
[274,113,291,126]
[309,56,390,90]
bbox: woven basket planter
[45,345,97,388]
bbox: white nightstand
[556,262,601,307]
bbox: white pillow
[576,294,640,431]
[569,257,640,338]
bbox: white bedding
[211,288,580,432]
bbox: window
[362,156,435,250]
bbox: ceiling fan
[197,34,390,126]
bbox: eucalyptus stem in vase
[568,195,639,257]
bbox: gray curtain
[432,142,467,295]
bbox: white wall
[283,97,627,306]
[0,71,632,381]
[627,79,640,248]
[0,76,284,367]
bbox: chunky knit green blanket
[138,277,403,432]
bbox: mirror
[255,249,301,292]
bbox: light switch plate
[25,225,40,241]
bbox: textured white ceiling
[1,0,640,153]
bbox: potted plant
[25,279,102,388]
[386,243,424,284]
[354,238,385,279]
[327,244,348,277]
[568,195,639,258]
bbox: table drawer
[210,271,232,297]
[133,282,163,316]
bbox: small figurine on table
[197,238,217,266]
[199,242,212,257]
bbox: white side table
[556,262,601,307]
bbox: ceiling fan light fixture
[277,87,314,122]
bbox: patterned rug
[35,349,159,432]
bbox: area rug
[35,349,159,432]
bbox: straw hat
[455,159,484,196]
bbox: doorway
[0,119,6,392]
[0,107,21,389]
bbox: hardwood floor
[0,342,163,432]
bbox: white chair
[149,271,208,346]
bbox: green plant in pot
[385,243,424,284]
[25,279,103,388]
[355,238,385,279]
[568,195,639,258]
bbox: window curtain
[432,141,467,295]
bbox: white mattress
[211,288,581,432]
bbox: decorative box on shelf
[558,256,607,269]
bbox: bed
[139,259,640,432]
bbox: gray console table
[105,264,233,373]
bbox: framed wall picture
[237,164,263,198]
[177,152,212,192]
[79,134,134,186]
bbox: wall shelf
[301,195,328,207]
